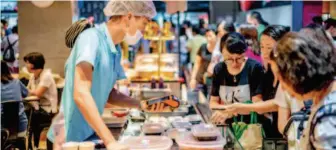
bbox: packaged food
[191,124,220,141]
[171,121,192,129]
[119,136,173,150]
[185,115,202,125]
[142,123,165,136]
[176,132,225,150]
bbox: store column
[18,1,72,76]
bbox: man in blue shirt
[47,1,157,149]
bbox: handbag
[232,100,265,150]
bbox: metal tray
[144,106,189,117]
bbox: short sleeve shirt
[211,59,263,104]
[27,69,58,113]
[47,23,126,142]
[274,85,304,113]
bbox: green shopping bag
[231,100,265,150]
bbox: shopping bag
[232,101,264,150]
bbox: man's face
[222,48,247,75]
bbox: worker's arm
[223,100,278,115]
[73,62,115,146]
[106,88,139,109]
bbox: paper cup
[79,141,95,150]
[62,142,79,150]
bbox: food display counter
[93,91,244,150]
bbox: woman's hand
[223,103,251,115]
[106,142,129,150]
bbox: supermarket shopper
[209,32,264,124]
[190,29,216,95]
[270,31,336,149]
[47,1,157,150]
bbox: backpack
[308,101,336,150]
[2,37,17,62]
[283,100,312,150]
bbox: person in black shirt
[190,29,216,95]
[210,32,264,124]
[219,25,290,137]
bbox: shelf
[144,36,175,41]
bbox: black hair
[217,21,236,34]
[1,19,7,26]
[23,52,45,70]
[261,25,290,41]
[192,25,201,35]
[312,16,323,25]
[11,25,18,34]
[324,18,336,30]
[305,23,323,30]
[270,31,336,95]
[249,11,269,26]
[220,32,247,54]
[1,61,13,84]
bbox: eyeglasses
[224,56,247,65]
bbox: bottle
[158,77,164,89]
[151,77,156,89]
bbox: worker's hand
[210,111,231,125]
[106,142,129,150]
[190,79,197,90]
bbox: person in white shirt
[24,52,58,149]
[1,26,19,73]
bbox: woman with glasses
[210,32,264,124]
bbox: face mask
[124,30,143,45]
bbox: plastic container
[119,136,173,150]
[176,132,225,150]
[142,123,165,136]
[185,114,202,125]
[147,116,170,129]
[168,116,184,123]
[171,121,192,129]
[102,109,128,127]
[191,124,221,141]
[167,128,187,140]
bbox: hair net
[104,0,157,19]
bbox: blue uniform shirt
[47,23,126,142]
